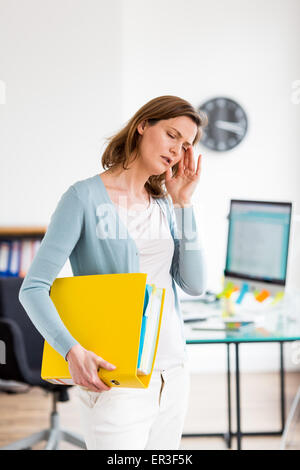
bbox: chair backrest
[0,277,72,398]
[0,277,44,371]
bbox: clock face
[198,97,248,152]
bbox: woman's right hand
[66,344,116,392]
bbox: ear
[137,120,148,136]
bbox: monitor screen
[224,200,292,286]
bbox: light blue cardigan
[19,174,206,359]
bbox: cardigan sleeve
[18,186,83,359]
[168,200,207,296]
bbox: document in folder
[41,273,165,388]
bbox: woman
[19,95,207,450]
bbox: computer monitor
[224,199,292,296]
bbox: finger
[177,156,184,176]
[165,166,172,181]
[184,150,189,172]
[97,356,117,371]
[78,375,108,392]
[187,147,195,173]
[90,369,112,392]
[85,381,103,392]
[93,356,116,390]
[195,154,202,177]
[95,378,111,392]
[100,380,112,391]
[88,379,111,392]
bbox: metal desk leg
[235,343,242,450]
[280,342,286,433]
[225,343,232,449]
[182,340,287,447]
[182,342,232,444]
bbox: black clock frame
[198,97,248,152]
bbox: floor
[0,371,299,450]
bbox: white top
[116,196,186,370]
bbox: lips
[161,156,172,165]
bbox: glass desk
[181,300,300,450]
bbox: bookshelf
[0,227,46,239]
[0,226,46,278]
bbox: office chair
[0,277,86,450]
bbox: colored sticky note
[236,283,249,304]
[271,291,284,305]
[217,281,235,299]
[255,290,270,302]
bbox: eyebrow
[169,127,193,146]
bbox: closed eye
[168,133,187,152]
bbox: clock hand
[214,120,245,135]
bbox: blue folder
[137,284,153,368]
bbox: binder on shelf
[0,227,45,278]
[0,241,11,277]
[19,240,33,278]
[41,273,165,388]
[9,240,21,277]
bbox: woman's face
[136,116,198,176]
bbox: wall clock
[198,97,248,152]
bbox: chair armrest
[0,317,36,384]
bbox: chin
[151,168,166,177]
[151,161,168,176]
[144,156,168,176]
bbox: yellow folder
[41,273,165,388]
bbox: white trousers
[76,362,190,450]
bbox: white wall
[1,0,299,372]
[0,0,123,225]
[120,0,300,372]
[121,0,300,293]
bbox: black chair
[0,277,86,450]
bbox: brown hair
[101,95,207,198]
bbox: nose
[170,142,181,157]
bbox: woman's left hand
[165,147,202,207]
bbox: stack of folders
[137,284,164,376]
[41,273,165,388]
